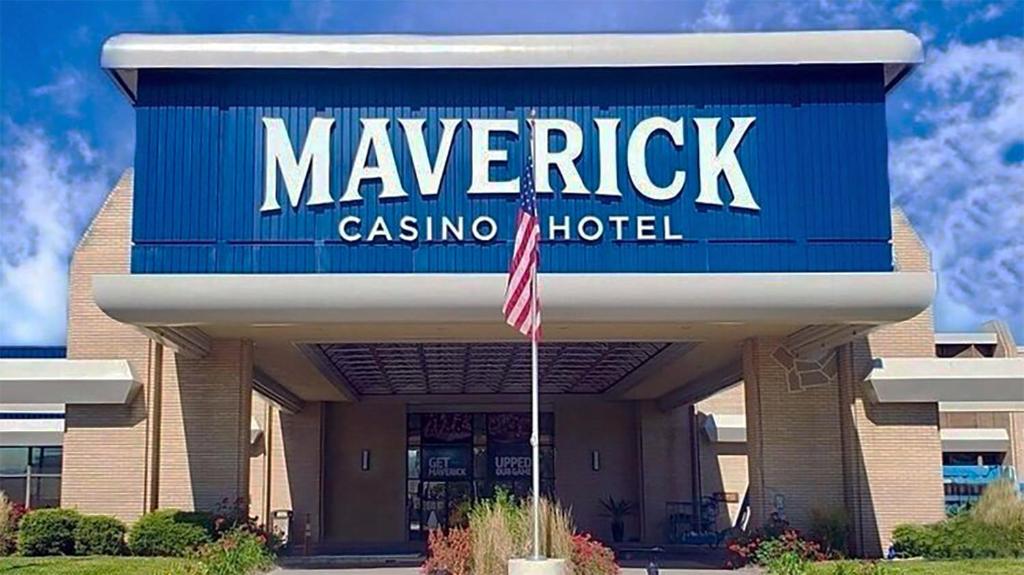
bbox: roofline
[935,332,999,345]
[101,30,923,103]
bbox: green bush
[765,550,809,575]
[892,513,1024,559]
[809,506,850,556]
[128,510,213,557]
[74,514,127,556]
[188,528,276,575]
[16,508,82,556]
[0,492,26,556]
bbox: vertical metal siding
[131,66,893,274]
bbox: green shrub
[0,492,27,556]
[892,512,1024,559]
[128,509,213,557]
[809,506,850,556]
[16,508,82,556]
[74,514,127,556]
[190,528,276,575]
[970,478,1024,531]
[765,550,808,575]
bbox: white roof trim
[101,31,922,101]
[93,272,934,327]
[941,428,1010,453]
[867,358,1024,403]
[0,359,140,405]
[0,418,64,447]
[940,401,1024,413]
[0,404,64,414]
[702,413,747,443]
[935,332,999,345]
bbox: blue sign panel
[131,67,893,274]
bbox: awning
[866,358,1024,403]
[93,272,935,327]
[702,413,747,443]
[941,428,1010,453]
[0,359,140,404]
[101,30,922,102]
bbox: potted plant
[599,496,635,543]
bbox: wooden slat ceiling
[315,342,673,395]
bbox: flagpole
[528,108,541,561]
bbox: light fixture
[361,449,371,471]
[591,450,600,471]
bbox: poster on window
[422,446,472,480]
[489,444,533,479]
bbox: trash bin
[272,509,293,546]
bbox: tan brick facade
[63,171,254,522]
[249,395,325,545]
[64,170,153,520]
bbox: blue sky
[1,0,1022,344]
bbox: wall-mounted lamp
[361,449,371,471]
[591,450,600,471]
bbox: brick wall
[696,384,748,528]
[63,170,253,520]
[837,209,945,556]
[636,401,694,542]
[249,396,324,544]
[157,340,253,511]
[63,170,153,520]
[742,338,846,530]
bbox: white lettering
[399,216,419,241]
[400,118,460,197]
[549,216,571,240]
[628,117,686,201]
[594,118,621,197]
[471,216,498,242]
[367,216,393,241]
[664,215,683,241]
[441,216,464,241]
[534,119,588,195]
[467,119,519,195]
[338,216,361,241]
[609,216,629,241]
[262,117,335,212]
[694,117,758,210]
[341,118,406,204]
[577,216,604,242]
[637,215,656,240]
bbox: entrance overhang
[867,357,1024,403]
[0,359,140,404]
[94,272,934,328]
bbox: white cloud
[889,37,1024,334]
[0,121,115,344]
[30,69,88,117]
[695,0,732,31]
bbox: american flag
[503,130,541,340]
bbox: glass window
[0,447,28,475]
[0,446,62,509]
[0,477,26,506]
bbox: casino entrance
[405,411,555,538]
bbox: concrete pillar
[158,339,254,512]
[741,337,846,531]
[250,397,325,543]
[636,401,693,543]
[838,321,945,556]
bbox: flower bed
[422,491,618,575]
